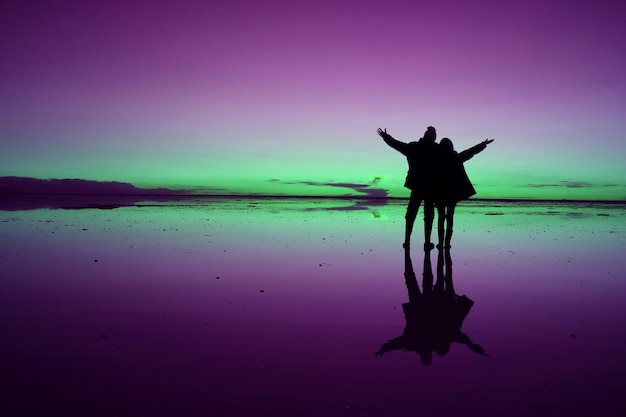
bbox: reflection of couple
[377,126,494,250]
[375,249,487,365]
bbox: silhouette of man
[374,248,487,365]
[377,126,439,250]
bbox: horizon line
[2,176,624,203]
[2,192,624,204]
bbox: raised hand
[483,138,494,145]
[377,128,389,138]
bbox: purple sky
[1,0,625,199]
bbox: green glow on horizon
[3,161,625,201]
[2,131,625,201]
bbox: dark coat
[437,142,487,203]
[383,136,440,198]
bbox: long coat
[437,142,487,203]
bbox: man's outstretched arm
[377,128,409,155]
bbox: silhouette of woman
[374,248,487,365]
[435,138,494,249]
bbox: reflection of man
[377,126,439,250]
[375,249,487,365]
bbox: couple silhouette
[375,248,487,365]
[377,126,494,250]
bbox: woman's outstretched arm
[458,139,494,162]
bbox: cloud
[270,177,389,199]
[268,178,390,211]
[186,185,230,193]
[524,180,611,189]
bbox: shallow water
[1,198,625,417]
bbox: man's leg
[423,200,435,250]
[404,191,421,248]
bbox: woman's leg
[436,204,445,249]
[444,203,456,248]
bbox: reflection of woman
[375,249,487,365]
[436,138,494,249]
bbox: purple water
[1,198,625,416]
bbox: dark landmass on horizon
[0,176,186,196]
[0,176,189,211]
[0,176,623,211]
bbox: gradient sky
[1,0,625,200]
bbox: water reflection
[376,249,488,365]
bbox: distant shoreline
[1,192,624,204]
[2,177,623,205]
[118,194,625,205]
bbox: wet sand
[1,198,625,417]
